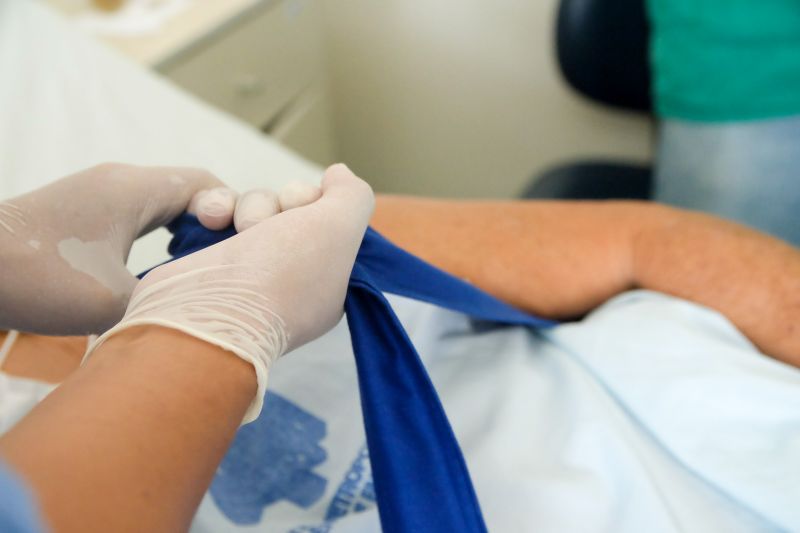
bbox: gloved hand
[0,163,291,335]
[85,164,374,423]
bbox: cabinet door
[162,0,324,129]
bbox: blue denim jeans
[654,116,800,246]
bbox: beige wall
[321,0,652,198]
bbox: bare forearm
[633,208,800,365]
[371,196,639,317]
[0,326,255,532]
[371,196,800,366]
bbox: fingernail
[203,202,227,217]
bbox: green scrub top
[647,0,800,122]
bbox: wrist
[628,202,684,290]
[89,325,258,406]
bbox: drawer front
[162,0,323,128]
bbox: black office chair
[521,0,654,200]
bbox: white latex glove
[85,164,374,423]
[0,163,276,335]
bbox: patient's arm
[371,197,800,367]
[0,326,254,533]
[2,197,797,387]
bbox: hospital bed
[1,3,798,532]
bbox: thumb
[318,164,375,224]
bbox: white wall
[321,0,652,198]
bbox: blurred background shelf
[43,0,651,198]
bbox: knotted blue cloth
[163,214,555,533]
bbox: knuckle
[88,162,131,177]
[176,166,221,185]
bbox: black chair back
[556,0,652,112]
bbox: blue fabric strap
[161,214,554,532]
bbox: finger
[87,164,227,238]
[191,187,238,231]
[159,166,225,192]
[277,181,322,212]
[145,166,225,216]
[319,164,375,217]
[234,189,281,232]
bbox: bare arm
[0,164,373,531]
[0,194,793,531]
[371,196,800,367]
[0,326,254,532]
[3,196,797,386]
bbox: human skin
[0,197,798,532]
[0,326,254,533]
[371,197,800,367]
[0,163,375,532]
[2,197,799,378]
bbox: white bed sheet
[191,291,800,533]
[1,3,798,532]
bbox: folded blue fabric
[160,214,554,533]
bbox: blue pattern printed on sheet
[289,444,377,533]
[325,445,375,520]
[288,524,332,533]
[210,392,328,524]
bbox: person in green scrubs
[648,0,800,245]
